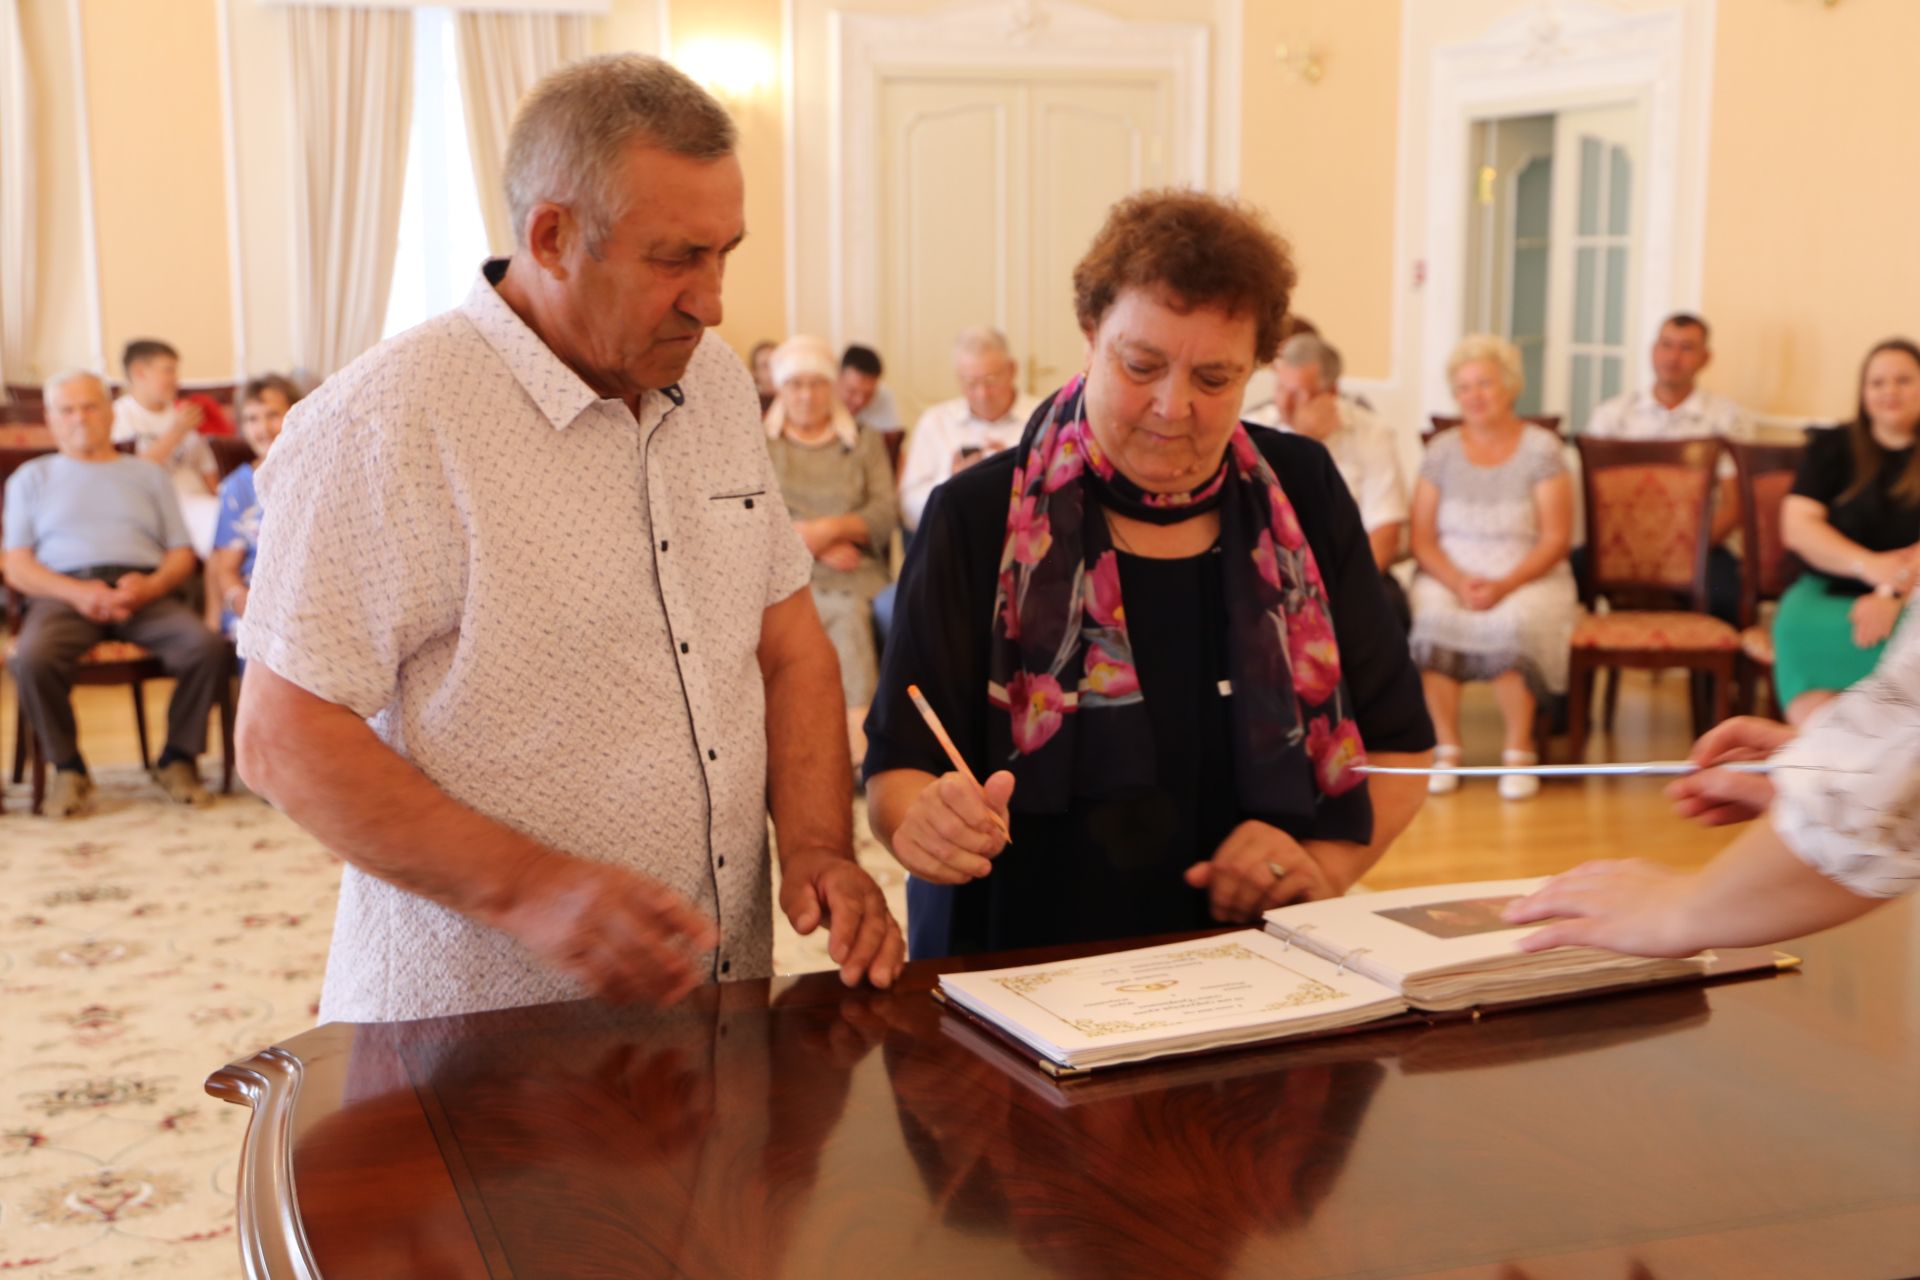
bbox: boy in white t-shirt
[110,339,222,554]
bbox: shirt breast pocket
[690,486,776,627]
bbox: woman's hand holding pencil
[886,685,1016,885]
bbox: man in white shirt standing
[897,328,1039,533]
[111,339,221,555]
[1578,312,1750,623]
[1246,333,1412,630]
[234,55,903,1023]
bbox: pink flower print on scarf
[1307,716,1366,796]
[1084,550,1126,628]
[1287,604,1342,706]
[1009,496,1054,566]
[1007,671,1067,754]
[1082,635,1141,701]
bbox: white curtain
[454,11,590,257]
[289,7,413,380]
[0,0,34,393]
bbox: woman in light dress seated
[762,335,898,731]
[1408,335,1576,801]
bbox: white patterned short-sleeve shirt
[1770,609,1920,899]
[240,262,813,1022]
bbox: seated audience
[3,372,229,816]
[1506,607,1920,954]
[1578,313,1749,624]
[764,336,898,715]
[748,339,778,413]
[1409,335,1576,801]
[207,375,299,653]
[863,190,1434,959]
[1246,332,1411,629]
[839,344,902,432]
[897,328,1039,532]
[111,338,221,554]
[1772,337,1920,723]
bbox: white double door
[877,73,1174,421]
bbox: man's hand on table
[486,852,720,1005]
[779,850,906,990]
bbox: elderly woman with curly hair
[861,190,1435,959]
[1408,335,1577,801]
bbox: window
[382,7,490,339]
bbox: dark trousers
[1569,544,1742,626]
[8,573,230,769]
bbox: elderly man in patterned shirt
[235,55,904,1022]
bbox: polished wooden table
[208,901,1920,1279]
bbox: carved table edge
[206,1046,325,1280]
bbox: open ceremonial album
[936,878,1791,1075]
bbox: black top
[863,426,1435,959]
[1791,425,1920,594]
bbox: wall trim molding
[216,0,247,380]
[1375,0,1716,437]
[64,0,103,373]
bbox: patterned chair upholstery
[1729,440,1806,717]
[1569,436,1738,761]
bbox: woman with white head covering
[764,335,898,713]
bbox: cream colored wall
[20,0,94,379]
[665,0,785,361]
[1702,0,1920,419]
[22,0,1919,414]
[80,0,233,382]
[1238,0,1400,379]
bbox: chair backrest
[1574,435,1723,612]
[1425,413,1563,443]
[1728,438,1806,626]
[208,436,258,482]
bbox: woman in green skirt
[1776,338,1920,722]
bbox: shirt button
[717,855,726,869]
[744,498,755,509]
[720,959,732,975]
[660,540,668,552]
[680,641,689,654]
[707,748,718,761]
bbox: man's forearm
[761,601,856,868]
[147,548,199,598]
[237,665,562,926]
[2,551,85,605]
[1308,750,1432,891]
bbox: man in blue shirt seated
[3,371,230,817]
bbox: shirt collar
[462,259,685,432]
[1636,386,1708,418]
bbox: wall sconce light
[1274,41,1325,85]
[674,38,777,105]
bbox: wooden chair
[208,436,258,482]
[1424,414,1562,443]
[1567,436,1740,761]
[1727,439,1805,718]
[1,445,234,813]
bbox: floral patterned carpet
[0,768,903,1278]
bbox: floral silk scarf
[987,374,1367,821]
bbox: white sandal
[1498,749,1540,801]
[1429,744,1463,795]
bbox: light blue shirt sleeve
[214,467,248,551]
[2,464,40,551]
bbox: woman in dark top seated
[862,190,1436,960]
[1775,337,1920,723]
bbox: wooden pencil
[906,683,1014,846]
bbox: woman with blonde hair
[1408,334,1577,800]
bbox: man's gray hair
[1278,333,1343,386]
[953,327,1012,361]
[43,369,108,401]
[504,54,737,255]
